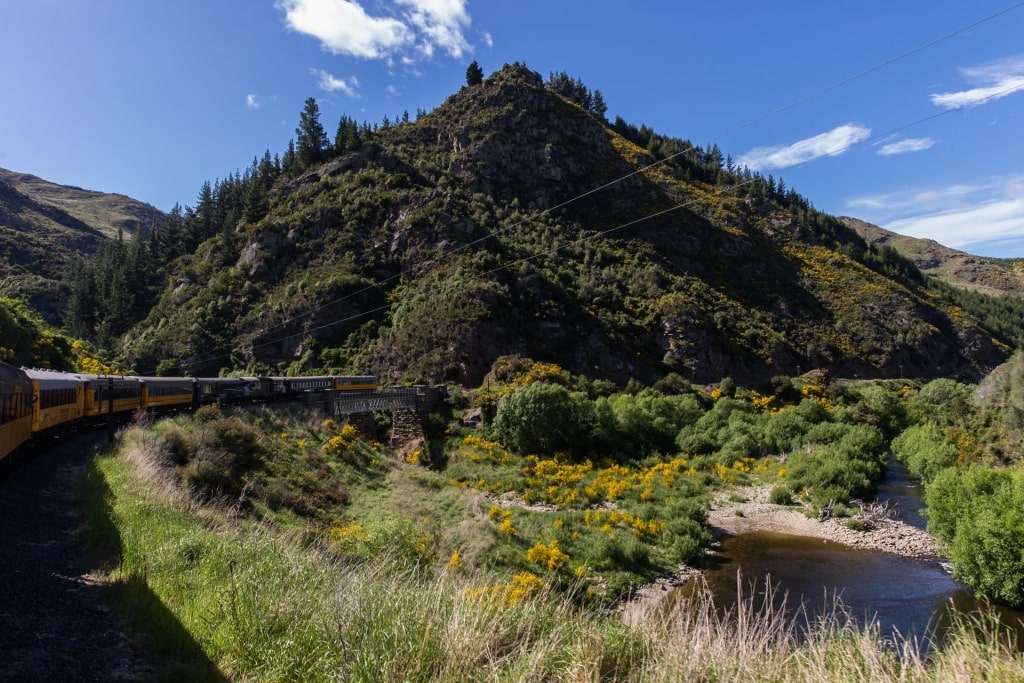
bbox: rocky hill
[117,63,1008,386]
[0,168,163,324]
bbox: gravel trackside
[0,432,155,682]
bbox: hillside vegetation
[0,167,163,325]
[94,63,1008,385]
[846,217,1024,297]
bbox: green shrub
[768,486,792,506]
[490,382,595,457]
[151,422,193,466]
[593,533,650,570]
[891,422,957,483]
[926,465,1024,607]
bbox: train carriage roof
[23,368,86,389]
[0,362,31,385]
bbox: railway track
[0,432,155,681]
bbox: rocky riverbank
[707,485,939,560]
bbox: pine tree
[295,97,329,170]
[66,257,98,340]
[282,139,298,175]
[466,60,483,86]
[591,89,607,120]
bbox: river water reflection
[682,532,981,643]
[677,460,1024,647]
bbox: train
[0,361,377,464]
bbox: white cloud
[849,176,1024,255]
[397,0,471,59]
[848,183,981,214]
[278,0,412,59]
[930,55,1024,109]
[877,137,934,156]
[885,198,1024,253]
[246,94,260,109]
[277,0,472,61]
[737,124,871,171]
[314,68,359,96]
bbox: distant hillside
[0,168,163,240]
[116,63,1010,386]
[842,217,1024,297]
[0,168,163,324]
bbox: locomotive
[0,361,377,463]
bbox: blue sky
[2,1,1023,256]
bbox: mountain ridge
[112,63,1011,386]
[0,167,164,324]
[0,167,164,240]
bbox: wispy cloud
[848,176,1024,255]
[885,199,1024,254]
[314,68,359,96]
[737,124,871,171]
[277,0,472,61]
[877,137,934,156]
[246,94,260,109]
[398,0,471,59]
[930,55,1024,109]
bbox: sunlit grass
[79,425,1024,682]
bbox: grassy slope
[81,407,1024,681]
[843,216,1024,297]
[0,167,163,240]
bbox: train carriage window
[148,384,192,397]
[118,384,141,400]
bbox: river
[680,457,1024,647]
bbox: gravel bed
[0,431,156,682]
[707,484,939,560]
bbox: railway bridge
[303,386,447,446]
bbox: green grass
[77,416,1024,681]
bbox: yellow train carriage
[332,375,378,391]
[24,368,85,433]
[141,377,195,409]
[81,376,143,418]
[0,362,33,461]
